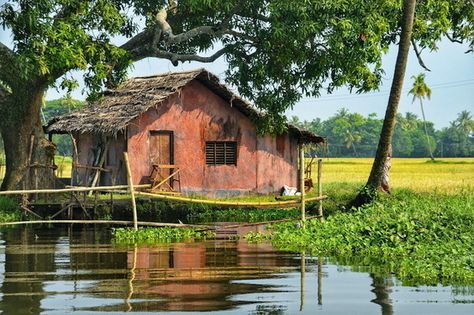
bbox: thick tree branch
[411,40,431,71]
[151,47,228,65]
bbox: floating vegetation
[246,189,474,285]
[112,227,215,244]
[188,208,299,223]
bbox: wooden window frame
[205,141,238,166]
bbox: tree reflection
[0,226,60,315]
[370,273,394,315]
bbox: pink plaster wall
[126,80,298,196]
[73,79,299,195]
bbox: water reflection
[0,225,471,315]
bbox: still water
[0,225,472,315]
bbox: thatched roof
[46,69,324,144]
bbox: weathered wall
[256,134,299,194]
[127,80,298,196]
[73,132,126,186]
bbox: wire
[299,78,474,103]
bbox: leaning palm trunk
[419,99,435,160]
[352,0,417,206]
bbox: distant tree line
[290,109,474,158]
[42,98,84,157]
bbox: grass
[314,157,474,194]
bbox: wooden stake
[299,144,305,222]
[89,141,110,195]
[123,152,138,231]
[317,159,323,220]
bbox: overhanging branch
[411,40,431,72]
[151,47,228,65]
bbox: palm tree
[409,73,434,160]
[455,110,474,134]
[355,0,417,204]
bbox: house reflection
[121,238,297,312]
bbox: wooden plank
[151,169,180,191]
[0,184,152,196]
[155,164,177,169]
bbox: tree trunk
[0,84,56,191]
[419,100,435,160]
[353,0,417,206]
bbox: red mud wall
[127,80,298,196]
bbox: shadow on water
[0,225,472,315]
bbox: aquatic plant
[247,189,474,285]
[188,208,300,223]
[112,227,215,244]
[0,197,22,222]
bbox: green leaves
[248,189,474,285]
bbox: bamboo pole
[136,191,327,207]
[0,184,151,195]
[0,220,213,229]
[123,152,138,231]
[89,141,110,195]
[317,159,323,220]
[299,144,306,222]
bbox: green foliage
[189,208,299,223]
[43,98,84,121]
[1,0,472,130]
[112,227,215,244]
[291,110,474,158]
[0,197,22,222]
[246,189,474,285]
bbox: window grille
[205,141,237,165]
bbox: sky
[0,5,472,129]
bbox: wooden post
[299,144,305,222]
[317,159,323,219]
[123,152,138,231]
[89,141,110,195]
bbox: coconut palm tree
[455,110,474,134]
[353,0,417,206]
[409,73,434,160]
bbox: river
[0,225,472,314]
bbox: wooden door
[149,131,174,190]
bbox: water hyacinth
[112,227,215,244]
[246,189,474,286]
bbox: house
[46,69,324,196]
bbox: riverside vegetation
[1,157,472,286]
[244,157,474,285]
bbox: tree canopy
[1,0,472,130]
[290,109,474,158]
[0,0,473,190]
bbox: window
[205,141,237,165]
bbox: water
[0,226,472,315]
